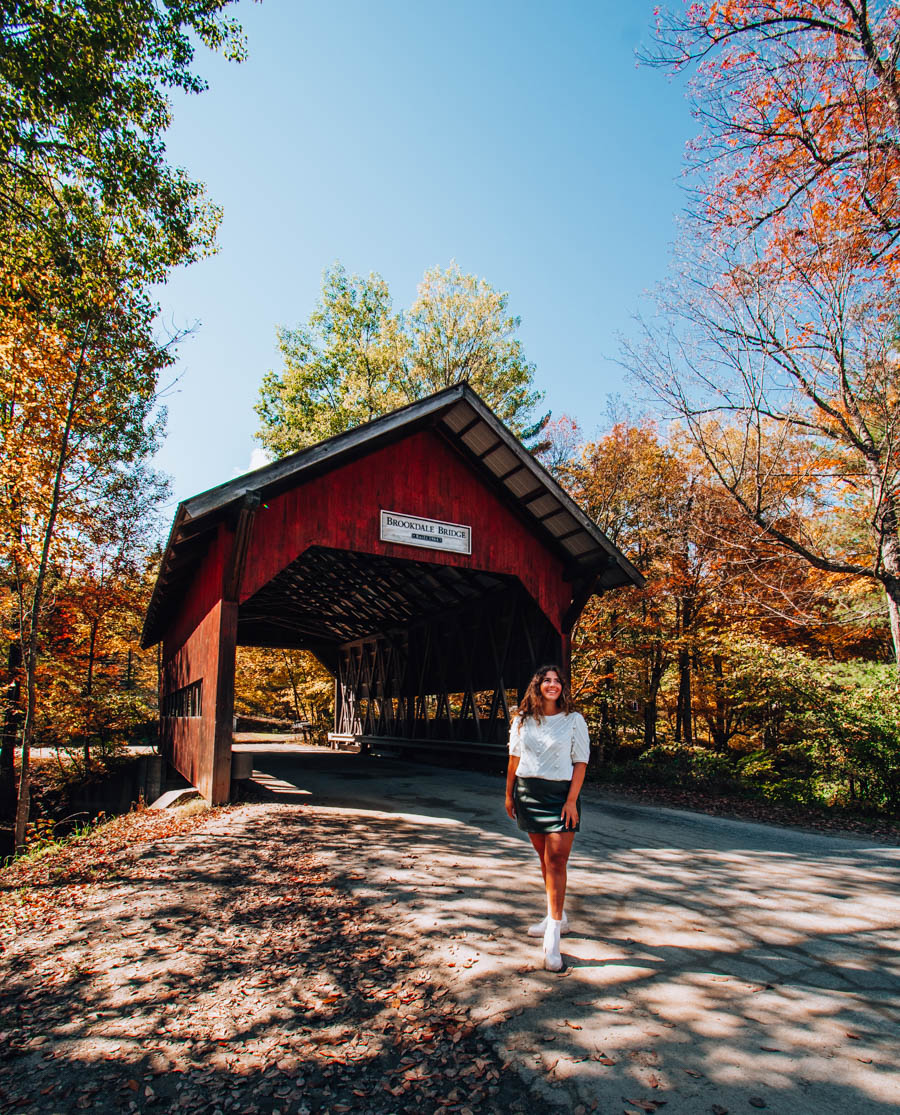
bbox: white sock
[543,917,563,971]
[528,909,568,936]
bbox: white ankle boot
[543,917,563,971]
[528,911,568,938]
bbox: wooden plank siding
[238,428,570,629]
[162,521,229,660]
[160,597,236,804]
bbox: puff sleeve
[570,713,590,764]
[508,714,524,757]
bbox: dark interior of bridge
[236,546,561,751]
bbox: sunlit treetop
[646,2,900,280]
[0,0,248,283]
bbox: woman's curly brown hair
[515,663,574,724]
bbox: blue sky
[155,0,693,506]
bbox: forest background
[2,1,900,855]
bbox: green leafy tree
[401,262,543,429]
[0,0,245,285]
[708,641,900,811]
[255,261,544,456]
[256,265,404,455]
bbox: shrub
[627,744,739,792]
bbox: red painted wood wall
[240,429,569,623]
[161,524,237,803]
[161,597,236,803]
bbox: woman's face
[540,670,563,706]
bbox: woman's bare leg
[543,832,575,920]
[528,833,548,887]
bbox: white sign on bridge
[380,510,471,555]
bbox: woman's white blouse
[508,712,590,780]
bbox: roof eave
[434,389,645,591]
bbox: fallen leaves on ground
[0,806,215,937]
[0,803,538,1114]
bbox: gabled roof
[141,383,644,648]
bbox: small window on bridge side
[163,679,203,718]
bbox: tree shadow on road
[0,807,537,1115]
[247,748,900,1114]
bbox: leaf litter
[0,802,543,1114]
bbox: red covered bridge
[141,385,643,802]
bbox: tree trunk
[85,618,98,697]
[82,618,100,768]
[0,641,22,822]
[282,651,302,721]
[675,649,693,745]
[14,324,91,850]
[867,490,900,666]
[883,575,900,669]
[642,702,657,750]
[642,649,666,750]
[599,654,617,757]
[710,652,729,751]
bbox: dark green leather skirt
[514,776,581,833]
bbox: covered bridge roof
[142,384,643,649]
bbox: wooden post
[210,600,238,803]
[214,494,259,802]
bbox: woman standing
[505,664,589,971]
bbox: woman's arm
[505,755,520,819]
[561,761,587,829]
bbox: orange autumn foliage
[565,422,890,755]
[650,2,900,279]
